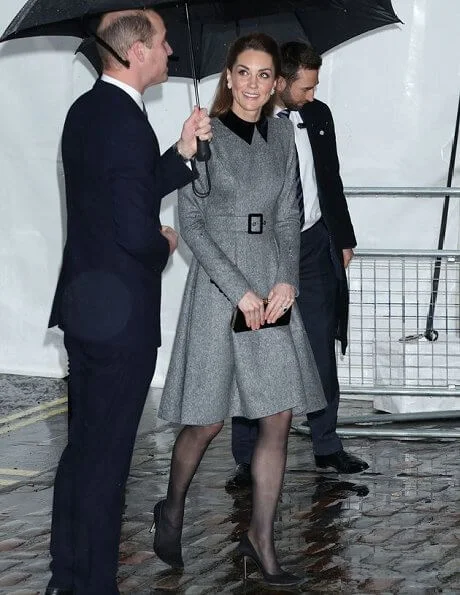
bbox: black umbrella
[1,0,401,172]
[2,1,401,79]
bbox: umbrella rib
[1,0,37,39]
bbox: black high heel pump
[150,499,184,569]
[237,533,303,587]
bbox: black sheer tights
[247,409,292,574]
[163,410,292,575]
[163,422,223,528]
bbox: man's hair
[280,42,322,82]
[97,10,156,70]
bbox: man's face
[278,67,319,111]
[143,11,172,86]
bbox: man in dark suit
[229,42,368,488]
[46,9,211,595]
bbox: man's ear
[131,41,144,63]
[276,76,287,93]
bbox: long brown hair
[210,33,281,118]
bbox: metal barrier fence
[339,248,460,397]
[339,187,460,400]
[295,187,460,439]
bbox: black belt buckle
[248,213,263,234]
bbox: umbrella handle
[196,139,211,162]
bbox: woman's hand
[238,291,265,331]
[264,283,295,324]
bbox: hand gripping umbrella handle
[196,139,211,162]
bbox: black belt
[206,214,272,234]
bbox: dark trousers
[48,335,157,594]
[231,219,342,463]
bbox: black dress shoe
[225,463,252,491]
[315,450,369,474]
[45,589,73,595]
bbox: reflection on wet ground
[0,374,459,594]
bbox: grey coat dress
[158,113,326,425]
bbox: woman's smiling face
[227,49,276,122]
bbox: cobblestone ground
[0,374,459,594]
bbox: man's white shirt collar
[274,104,303,125]
[101,74,144,112]
[274,105,286,117]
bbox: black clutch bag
[231,301,292,333]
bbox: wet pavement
[0,374,459,594]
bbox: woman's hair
[97,10,155,70]
[210,33,281,118]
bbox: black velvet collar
[219,109,268,144]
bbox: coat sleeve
[322,106,357,250]
[178,165,252,306]
[156,145,196,199]
[107,121,193,272]
[272,123,301,293]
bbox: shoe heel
[238,532,303,587]
[243,555,248,580]
[149,519,155,534]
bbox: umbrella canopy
[2,1,401,79]
[1,0,400,42]
[165,0,401,80]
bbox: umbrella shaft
[425,91,460,333]
[185,2,201,107]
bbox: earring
[270,88,275,96]
[227,83,232,89]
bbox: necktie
[142,102,148,119]
[277,109,305,228]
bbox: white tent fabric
[0,1,459,413]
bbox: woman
[153,33,326,587]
